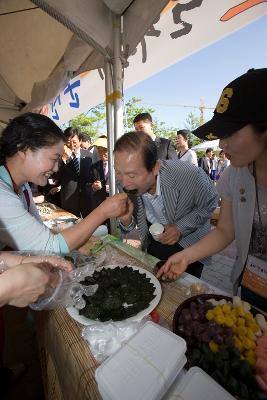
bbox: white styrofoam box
[164,367,235,400]
[95,321,187,400]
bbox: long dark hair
[114,131,157,172]
[0,112,65,164]
[253,122,267,134]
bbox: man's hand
[63,145,72,160]
[49,186,61,195]
[159,224,181,245]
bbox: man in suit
[114,131,218,278]
[133,112,177,160]
[87,137,109,208]
[86,136,110,229]
[79,132,92,150]
[198,147,213,177]
[58,127,93,218]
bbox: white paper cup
[149,223,164,241]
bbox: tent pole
[112,15,123,142]
[105,14,123,236]
[104,59,118,235]
[104,59,114,196]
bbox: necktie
[103,161,108,180]
[72,153,79,175]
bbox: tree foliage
[124,97,177,144]
[70,103,106,138]
[67,97,203,147]
[123,97,154,130]
[184,111,204,147]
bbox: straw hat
[93,137,108,148]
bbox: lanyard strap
[22,187,31,211]
[178,149,189,159]
[4,165,30,211]
[253,161,263,227]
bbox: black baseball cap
[193,68,267,140]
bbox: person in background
[216,149,230,181]
[0,113,128,254]
[41,144,73,207]
[176,129,198,166]
[58,127,94,217]
[87,136,110,230]
[133,112,177,160]
[210,153,218,181]
[157,68,267,314]
[79,132,92,150]
[198,147,213,177]
[42,173,62,207]
[114,131,218,278]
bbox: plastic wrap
[30,263,98,310]
[81,317,149,363]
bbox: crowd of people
[0,68,266,392]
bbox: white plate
[66,264,162,325]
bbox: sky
[124,14,267,130]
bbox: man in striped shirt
[114,131,218,278]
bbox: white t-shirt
[177,149,198,166]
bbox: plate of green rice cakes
[67,264,161,325]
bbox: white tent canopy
[0,0,169,125]
[192,139,221,151]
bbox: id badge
[241,255,267,300]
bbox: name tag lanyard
[4,165,30,211]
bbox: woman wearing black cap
[157,68,267,313]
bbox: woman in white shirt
[176,130,198,166]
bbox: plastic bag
[81,317,149,363]
[30,263,98,310]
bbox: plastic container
[164,366,235,400]
[95,321,187,400]
[149,223,164,241]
